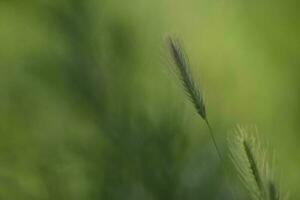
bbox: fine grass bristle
[229,126,284,200]
[167,37,222,159]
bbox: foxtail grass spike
[168,38,206,119]
[243,140,265,199]
[167,37,222,159]
[229,126,285,200]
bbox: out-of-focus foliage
[0,0,299,199]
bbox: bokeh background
[0,0,299,199]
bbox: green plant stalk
[168,37,222,160]
[205,119,223,160]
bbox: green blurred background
[0,0,299,199]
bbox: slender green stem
[204,119,223,160]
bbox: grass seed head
[167,37,207,120]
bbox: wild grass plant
[229,126,286,200]
[167,38,222,159]
[0,1,296,199]
[167,37,286,200]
